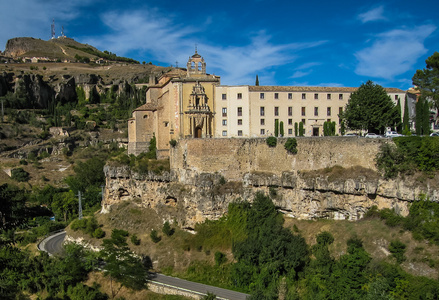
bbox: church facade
[128,51,407,158]
[128,51,220,158]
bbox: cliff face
[103,164,439,228]
[103,137,439,228]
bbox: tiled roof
[133,102,157,111]
[248,86,405,93]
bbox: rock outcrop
[102,138,439,228]
[103,165,438,228]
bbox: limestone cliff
[102,138,439,228]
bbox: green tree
[255,75,259,86]
[415,97,430,135]
[412,52,439,110]
[299,121,304,136]
[403,95,410,135]
[280,121,284,137]
[342,80,398,134]
[294,122,298,136]
[101,229,149,298]
[274,119,279,137]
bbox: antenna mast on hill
[51,19,55,39]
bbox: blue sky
[0,0,437,89]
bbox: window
[339,94,343,100]
[260,119,265,125]
[288,119,293,125]
[288,128,293,135]
[274,107,279,116]
[222,119,227,126]
[302,118,306,125]
[222,93,227,100]
[301,107,306,116]
[327,93,331,100]
[222,130,227,136]
[288,93,292,99]
[288,106,293,116]
[327,119,331,123]
[238,130,243,136]
[237,107,242,116]
[260,93,265,99]
[314,107,319,116]
[222,107,227,117]
[274,93,279,99]
[238,119,242,125]
[327,107,331,116]
[314,93,319,100]
[339,107,343,115]
[237,93,242,99]
[260,129,265,135]
[260,107,265,116]
[395,95,398,100]
[302,93,306,99]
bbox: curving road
[40,231,249,300]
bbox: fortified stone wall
[170,137,383,183]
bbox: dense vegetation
[376,136,439,178]
[177,192,439,299]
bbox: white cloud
[291,70,312,78]
[357,6,387,23]
[84,9,327,85]
[354,25,437,80]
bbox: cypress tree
[274,119,279,137]
[255,75,259,86]
[294,122,298,137]
[280,121,284,137]
[403,95,410,133]
[415,98,424,135]
[299,122,304,136]
[423,99,430,135]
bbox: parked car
[344,133,357,137]
[430,132,439,137]
[365,133,381,138]
[385,131,403,138]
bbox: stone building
[128,51,220,158]
[216,85,406,138]
[128,51,407,157]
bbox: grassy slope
[66,201,439,283]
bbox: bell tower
[186,48,206,77]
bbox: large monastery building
[128,51,406,158]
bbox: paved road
[40,231,249,300]
[150,273,249,300]
[38,231,66,256]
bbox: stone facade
[128,52,220,158]
[128,52,407,158]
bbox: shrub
[93,228,105,239]
[150,229,161,243]
[266,136,277,147]
[162,221,174,236]
[131,234,141,245]
[169,139,177,147]
[284,138,298,154]
[214,251,227,266]
[389,240,406,263]
[11,168,30,182]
